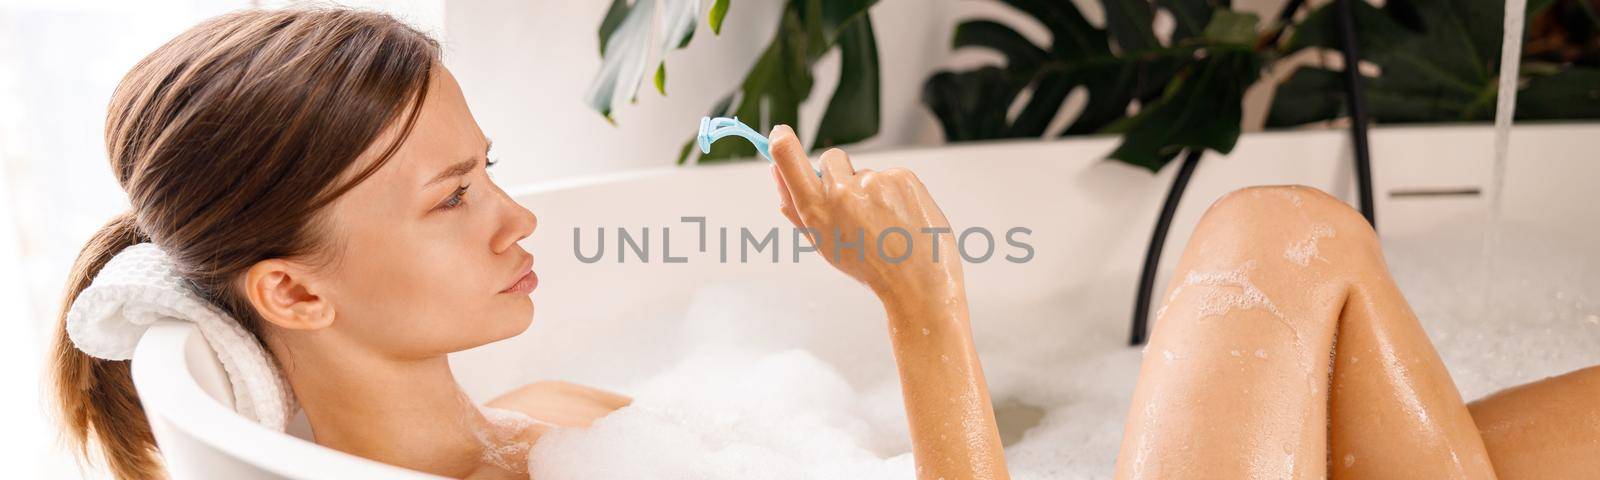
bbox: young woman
[1113,185,1600,479]
[51,8,1008,479]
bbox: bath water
[527,219,1597,479]
[1482,0,1528,306]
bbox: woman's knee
[1205,185,1374,238]
[1186,185,1382,270]
[1163,186,1386,340]
[1208,185,1364,224]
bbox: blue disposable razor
[697,116,823,177]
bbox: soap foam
[1180,262,1287,323]
[1284,223,1336,266]
[474,406,536,474]
[524,219,1598,479]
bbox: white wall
[0,2,443,477]
[442,0,963,185]
[0,3,258,477]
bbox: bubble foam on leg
[1284,223,1336,267]
[1181,262,1286,321]
[1182,262,1317,385]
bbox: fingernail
[771,124,793,140]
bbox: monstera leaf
[587,0,882,163]
[587,0,701,121]
[1267,0,1600,127]
[923,0,1269,171]
[684,0,882,163]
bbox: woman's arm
[881,287,1008,479]
[765,125,1009,480]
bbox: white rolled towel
[66,242,295,431]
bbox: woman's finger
[820,148,854,191]
[768,125,821,203]
[769,165,804,227]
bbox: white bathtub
[133,124,1600,478]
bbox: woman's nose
[492,191,537,254]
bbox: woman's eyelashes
[436,157,500,212]
[439,183,470,211]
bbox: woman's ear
[243,259,334,330]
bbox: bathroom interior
[1,0,1596,478]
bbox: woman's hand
[766,125,963,304]
[766,125,1010,480]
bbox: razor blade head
[697,116,715,154]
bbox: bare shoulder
[486,380,632,428]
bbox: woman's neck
[276,341,498,477]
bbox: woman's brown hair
[50,9,439,479]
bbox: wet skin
[1115,185,1600,479]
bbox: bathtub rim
[130,320,446,479]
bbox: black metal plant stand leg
[1336,0,1378,228]
[1128,150,1203,346]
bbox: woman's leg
[1113,185,1495,479]
[1467,365,1600,478]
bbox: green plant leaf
[1264,68,1343,127]
[1270,0,1600,127]
[1516,67,1600,119]
[1101,0,1159,51]
[690,0,881,163]
[697,4,814,162]
[1002,0,1108,57]
[654,64,667,95]
[953,20,1048,70]
[815,14,881,149]
[1064,54,1188,135]
[585,0,655,118]
[657,0,698,54]
[924,67,1022,141]
[598,0,631,55]
[709,0,731,34]
[585,0,700,120]
[1285,0,1410,55]
[1109,49,1261,170]
[651,0,699,98]
[1158,0,1226,43]
[1381,0,1426,32]
[925,0,1258,171]
[1272,64,1600,126]
[819,0,881,36]
[934,1,1113,139]
[1201,9,1259,45]
[1008,72,1082,137]
[677,138,697,165]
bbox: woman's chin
[498,299,535,338]
[447,297,534,351]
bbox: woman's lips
[501,270,537,295]
[500,256,537,295]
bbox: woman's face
[313,66,538,358]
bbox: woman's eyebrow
[421,139,493,189]
[423,158,478,188]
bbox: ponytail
[47,7,443,478]
[50,212,163,479]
